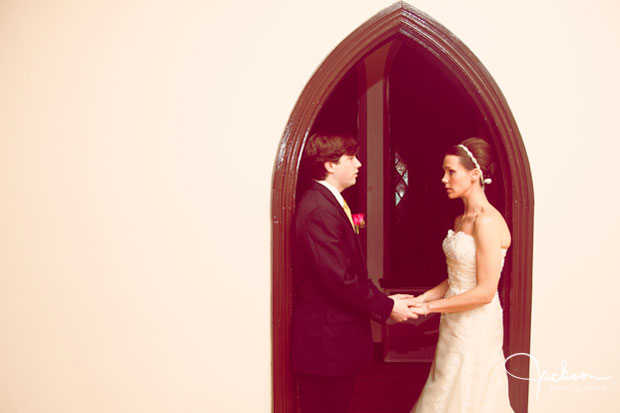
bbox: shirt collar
[315,180,344,207]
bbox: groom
[291,132,418,413]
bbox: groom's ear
[323,160,336,174]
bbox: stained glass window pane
[394,151,409,207]
[396,180,407,198]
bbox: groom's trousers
[297,372,356,413]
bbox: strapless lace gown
[411,230,513,413]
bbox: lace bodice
[442,229,507,294]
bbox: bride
[410,138,514,412]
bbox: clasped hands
[388,294,430,322]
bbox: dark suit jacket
[291,182,394,376]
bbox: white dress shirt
[316,180,345,208]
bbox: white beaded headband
[458,144,492,186]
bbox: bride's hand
[389,295,423,308]
[411,293,427,303]
[410,302,430,316]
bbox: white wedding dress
[412,230,514,413]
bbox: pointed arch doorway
[272,3,534,412]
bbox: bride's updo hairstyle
[446,137,495,187]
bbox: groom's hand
[388,295,419,322]
[389,293,414,300]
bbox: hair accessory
[458,144,492,186]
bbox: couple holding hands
[291,132,514,412]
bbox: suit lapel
[311,182,353,231]
[311,183,366,266]
[354,230,366,269]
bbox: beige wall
[0,0,618,412]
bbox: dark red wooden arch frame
[271,3,534,412]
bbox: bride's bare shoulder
[474,208,511,247]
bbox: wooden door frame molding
[271,2,534,412]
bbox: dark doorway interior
[302,38,511,411]
[387,42,504,287]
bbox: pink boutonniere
[351,213,366,234]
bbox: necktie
[342,200,356,230]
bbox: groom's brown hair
[302,132,359,181]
